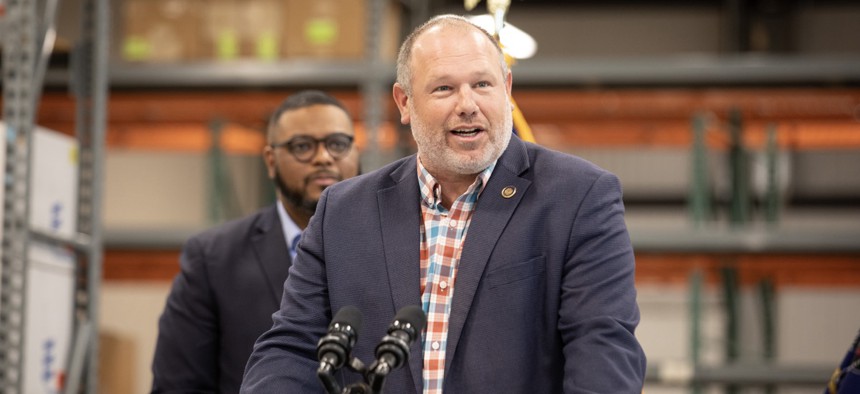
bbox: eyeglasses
[270,133,355,163]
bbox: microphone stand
[343,357,374,394]
[318,356,379,394]
[366,360,392,393]
[317,361,342,394]
[318,305,425,394]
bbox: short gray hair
[395,14,509,97]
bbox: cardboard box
[0,125,78,393]
[121,0,204,62]
[0,123,79,241]
[284,0,364,59]
[21,241,76,394]
[202,0,241,61]
[283,0,400,60]
[30,127,79,240]
[201,0,284,61]
[98,331,136,394]
[120,0,400,62]
[240,0,284,61]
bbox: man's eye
[476,81,490,88]
[290,142,313,153]
[435,86,451,92]
[328,140,350,152]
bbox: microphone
[368,305,427,389]
[317,305,362,372]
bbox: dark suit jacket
[152,205,290,394]
[241,136,646,393]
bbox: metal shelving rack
[42,53,860,89]
[5,1,855,391]
[0,0,108,392]
[0,0,39,389]
[362,0,395,171]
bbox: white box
[22,240,76,394]
[0,122,79,392]
[30,126,80,239]
[0,122,80,240]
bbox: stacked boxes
[201,0,284,61]
[283,0,365,59]
[0,123,79,394]
[122,0,205,62]
[120,0,401,62]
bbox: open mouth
[451,128,483,137]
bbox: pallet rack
[4,1,858,392]
[0,0,108,392]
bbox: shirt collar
[416,157,497,209]
[276,199,302,252]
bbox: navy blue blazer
[152,205,291,394]
[242,136,646,393]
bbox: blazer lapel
[377,156,424,394]
[251,205,292,305]
[445,137,532,371]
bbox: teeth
[453,128,479,134]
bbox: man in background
[151,90,361,393]
[241,15,645,393]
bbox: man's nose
[309,142,335,164]
[456,88,479,117]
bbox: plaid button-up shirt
[417,158,495,394]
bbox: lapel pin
[501,186,516,199]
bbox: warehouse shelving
[22,1,860,251]
[40,53,860,89]
[0,0,108,393]
[0,0,40,389]
[5,0,859,392]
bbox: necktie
[290,234,301,260]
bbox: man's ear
[262,145,276,179]
[392,83,411,125]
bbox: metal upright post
[67,0,109,392]
[721,265,740,394]
[0,0,38,393]
[689,113,713,226]
[689,267,703,394]
[361,0,388,172]
[207,118,240,224]
[764,124,780,225]
[727,108,749,227]
[407,0,430,32]
[758,278,776,394]
[208,119,228,224]
[724,0,750,53]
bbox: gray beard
[411,103,513,175]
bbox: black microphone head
[392,305,426,335]
[372,305,427,373]
[317,306,363,370]
[331,305,363,334]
